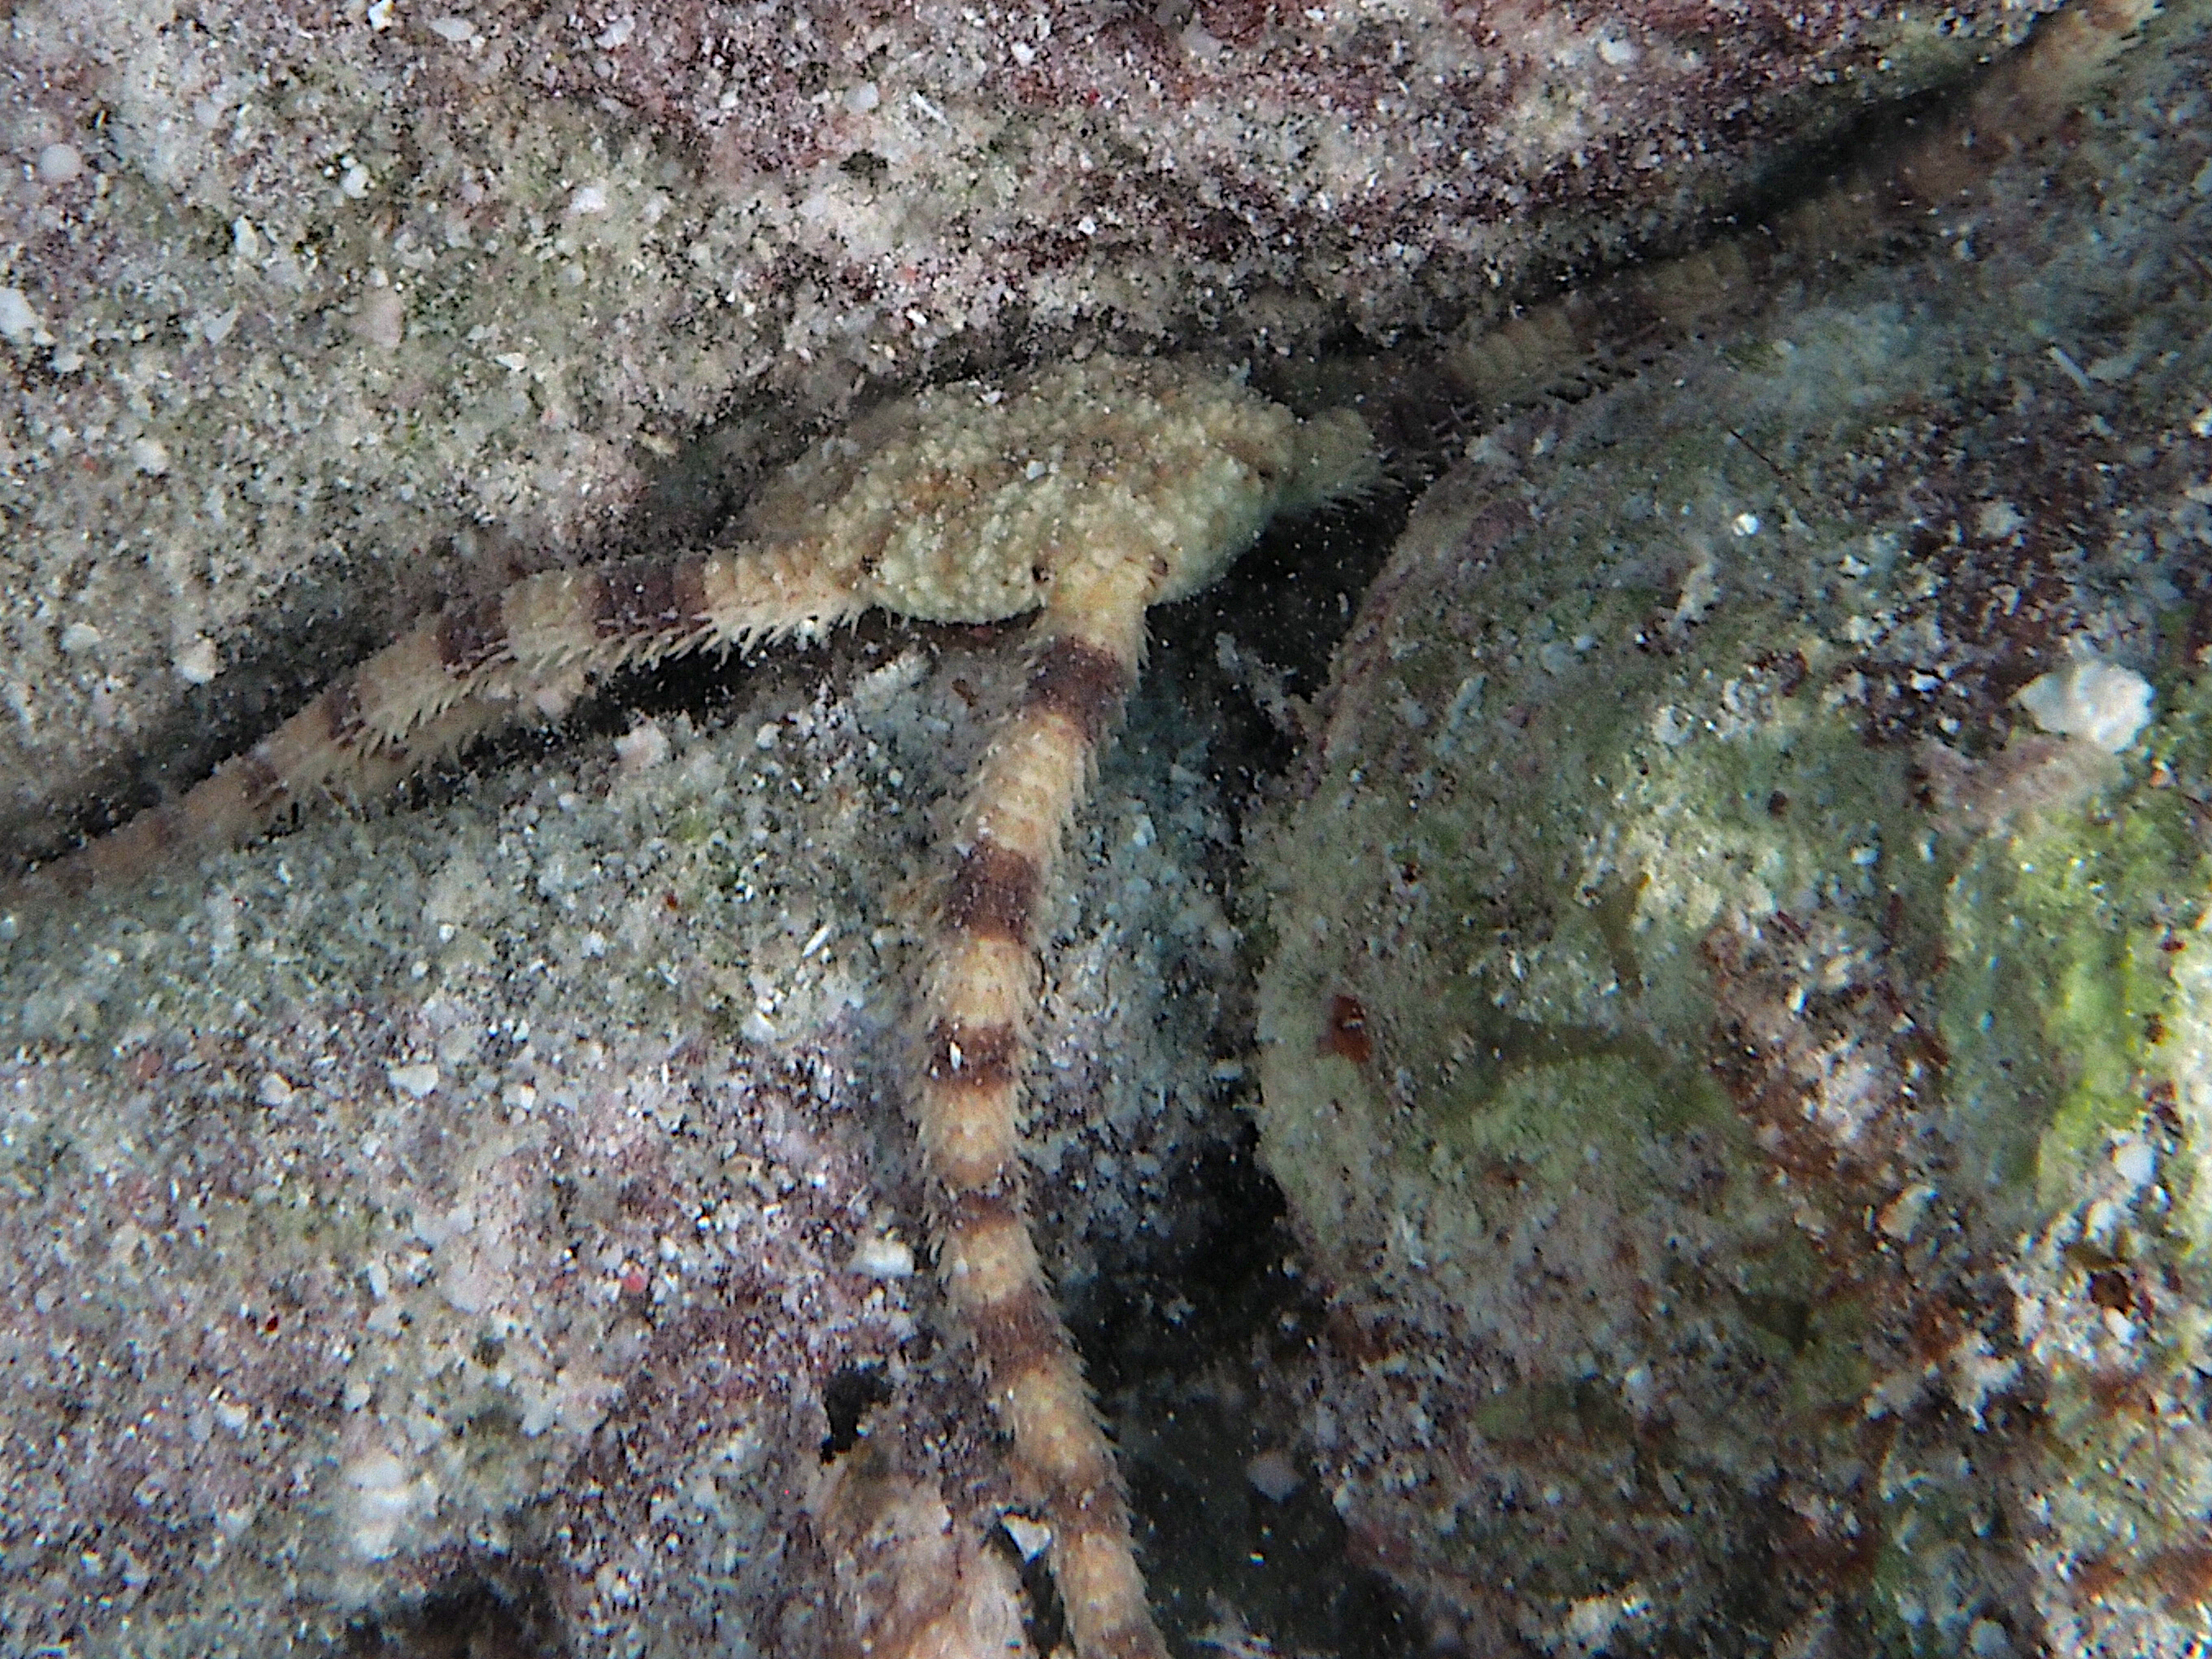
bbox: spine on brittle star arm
[914,560,1167,1659]
[3,542,865,918]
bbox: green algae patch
[1256,564,1969,1280]
[1431,1048,1735,1182]
[1941,754,2210,1221]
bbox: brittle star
[2,355,1377,1659]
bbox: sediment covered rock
[1254,6,2212,1648]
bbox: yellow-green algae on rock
[1261,574,2212,1648]
[1251,11,2212,1648]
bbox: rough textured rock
[0,616,1285,1653]
[1252,2,2212,1651]
[1,0,2057,858]
[5,0,2186,1651]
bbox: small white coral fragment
[173,636,220,685]
[387,1060,440,1099]
[2014,655,2154,752]
[851,1233,914,1278]
[0,288,43,345]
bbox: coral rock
[1253,6,2212,1649]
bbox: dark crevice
[1061,1119,1423,1658]
[342,1566,571,1659]
[820,1361,897,1461]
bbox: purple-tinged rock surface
[1,0,2056,856]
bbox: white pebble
[59,620,102,653]
[568,184,609,216]
[387,1060,441,1099]
[341,1449,416,1560]
[1649,704,1692,746]
[1975,500,2025,538]
[0,287,41,345]
[613,719,671,772]
[130,436,170,476]
[355,285,405,351]
[173,636,221,685]
[2014,655,2154,753]
[37,142,83,185]
[2113,1138,2157,1189]
[850,1234,915,1278]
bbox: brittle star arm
[914,544,1170,1659]
[4,538,868,919]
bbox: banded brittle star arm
[3,541,866,919]
[914,552,1168,1659]
[912,401,1377,1658]
[0,358,1378,1659]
